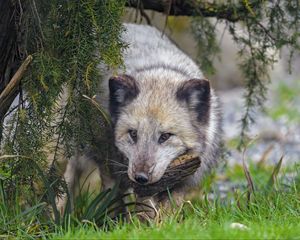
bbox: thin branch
[30,0,45,41]
[17,0,23,25]
[139,1,151,25]
[161,0,172,36]
[256,21,276,43]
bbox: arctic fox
[61,23,222,216]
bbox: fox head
[109,71,211,185]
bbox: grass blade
[30,161,61,225]
[93,186,119,222]
[82,188,111,219]
[7,202,46,225]
[267,156,284,189]
[242,140,255,205]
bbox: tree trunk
[0,0,25,141]
[126,0,261,22]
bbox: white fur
[62,23,222,209]
[109,24,222,186]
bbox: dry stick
[0,155,31,161]
[133,154,201,197]
[0,55,33,110]
[161,0,172,37]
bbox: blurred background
[124,9,300,192]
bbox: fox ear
[109,74,139,122]
[176,78,210,123]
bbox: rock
[230,222,249,230]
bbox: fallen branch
[0,55,33,111]
[126,0,262,22]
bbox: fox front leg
[135,188,185,221]
[157,188,185,216]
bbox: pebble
[229,222,249,230]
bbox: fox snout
[130,162,155,185]
[134,172,149,184]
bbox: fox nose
[134,172,149,184]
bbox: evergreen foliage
[191,17,220,76]
[190,1,299,147]
[1,0,125,202]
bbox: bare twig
[17,0,23,25]
[161,0,172,37]
[0,154,30,161]
[3,98,27,118]
[30,0,45,40]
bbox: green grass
[53,186,300,239]
[55,219,300,239]
[1,161,299,239]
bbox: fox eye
[158,133,173,144]
[128,129,137,143]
